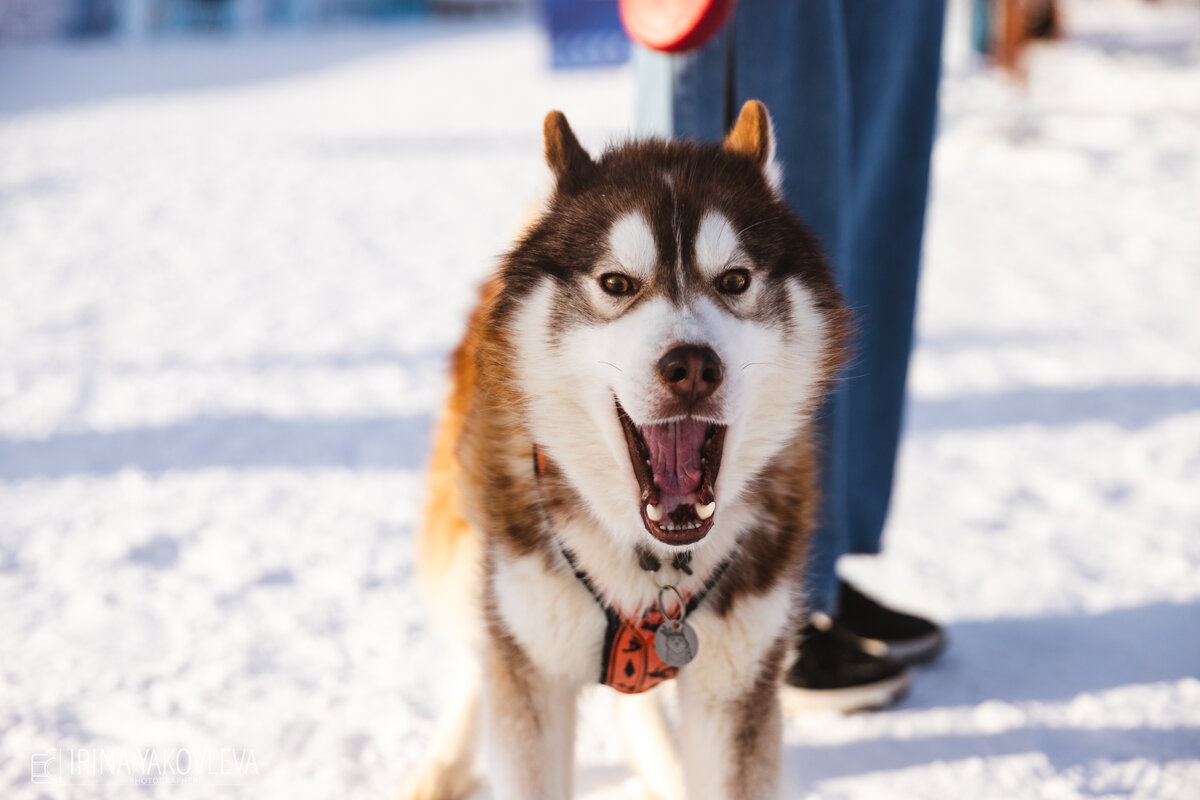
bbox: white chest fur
[491,552,609,684]
[490,530,796,694]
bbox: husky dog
[402,101,848,800]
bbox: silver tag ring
[657,585,686,621]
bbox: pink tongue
[641,419,708,496]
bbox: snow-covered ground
[2,2,1199,798]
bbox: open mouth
[617,401,726,546]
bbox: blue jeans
[636,0,945,614]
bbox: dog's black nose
[658,345,724,402]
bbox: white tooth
[695,501,716,521]
[646,503,663,522]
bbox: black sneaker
[837,581,947,665]
[782,613,910,713]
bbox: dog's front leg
[675,644,786,800]
[674,584,795,800]
[480,626,577,800]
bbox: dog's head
[502,102,845,555]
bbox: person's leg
[837,0,945,559]
[810,1,949,671]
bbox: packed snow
[1,2,1198,798]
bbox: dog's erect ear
[723,100,782,191]
[544,110,594,190]
[723,100,772,165]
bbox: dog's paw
[398,761,479,800]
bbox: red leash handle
[618,0,738,53]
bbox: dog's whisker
[598,361,624,373]
[741,361,779,371]
[735,219,771,237]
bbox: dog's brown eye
[600,273,637,296]
[717,268,750,294]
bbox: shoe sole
[779,671,910,714]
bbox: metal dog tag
[654,617,699,667]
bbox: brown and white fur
[401,101,849,800]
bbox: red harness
[533,445,729,695]
[604,604,684,694]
